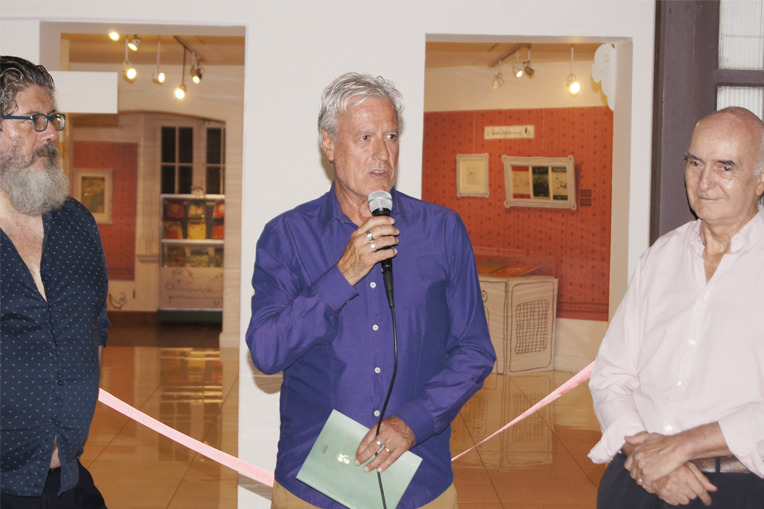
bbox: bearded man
[0,55,109,509]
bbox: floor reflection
[84,321,604,508]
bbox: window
[159,121,226,195]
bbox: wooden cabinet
[159,194,224,322]
[479,275,558,374]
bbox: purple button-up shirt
[246,186,495,508]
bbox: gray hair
[0,56,56,128]
[318,72,404,140]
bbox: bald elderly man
[589,107,764,508]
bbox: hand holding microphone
[336,191,398,287]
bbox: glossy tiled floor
[83,317,605,508]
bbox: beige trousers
[271,480,458,508]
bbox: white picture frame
[502,155,576,210]
[456,153,490,197]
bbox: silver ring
[366,230,374,241]
[370,240,377,252]
[374,439,384,447]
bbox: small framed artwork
[502,155,576,210]
[74,169,113,224]
[456,153,490,198]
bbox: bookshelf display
[159,194,224,321]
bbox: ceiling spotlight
[127,35,141,52]
[190,59,203,84]
[567,74,580,95]
[513,52,523,78]
[122,39,136,82]
[176,47,188,99]
[567,45,580,95]
[108,31,120,42]
[152,38,165,84]
[492,71,505,90]
[523,48,534,77]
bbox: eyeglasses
[1,113,66,132]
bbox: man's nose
[39,119,59,143]
[698,166,714,190]
[373,138,390,161]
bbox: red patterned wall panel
[73,141,137,281]
[423,107,613,321]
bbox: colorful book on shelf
[211,220,224,239]
[165,246,186,267]
[213,200,225,218]
[165,199,185,218]
[189,248,211,267]
[163,220,183,239]
[187,202,205,218]
[187,220,207,239]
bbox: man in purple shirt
[246,72,495,508]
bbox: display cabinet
[159,194,224,322]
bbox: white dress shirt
[588,208,764,478]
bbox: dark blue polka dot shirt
[1,197,109,497]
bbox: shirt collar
[690,206,764,254]
[318,183,407,229]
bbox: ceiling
[63,33,246,67]
[425,42,600,69]
[61,32,599,70]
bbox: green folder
[297,410,422,509]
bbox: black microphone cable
[374,267,398,509]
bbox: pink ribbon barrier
[451,361,595,462]
[97,389,275,487]
[97,361,595,484]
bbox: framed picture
[456,153,490,197]
[74,169,113,224]
[502,155,576,210]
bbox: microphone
[368,190,394,308]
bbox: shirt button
[374,410,380,417]
[665,424,673,433]
[57,380,63,386]
[372,324,379,331]
[370,282,377,289]
[689,338,696,346]
[374,367,381,374]
[677,380,683,387]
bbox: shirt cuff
[719,410,764,477]
[394,401,435,446]
[314,265,357,312]
[588,414,645,464]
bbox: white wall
[0,2,655,507]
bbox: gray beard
[0,144,69,216]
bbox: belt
[690,456,750,474]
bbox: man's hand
[355,416,415,473]
[624,431,690,485]
[646,464,716,506]
[337,216,398,286]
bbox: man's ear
[321,129,334,163]
[756,167,764,197]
